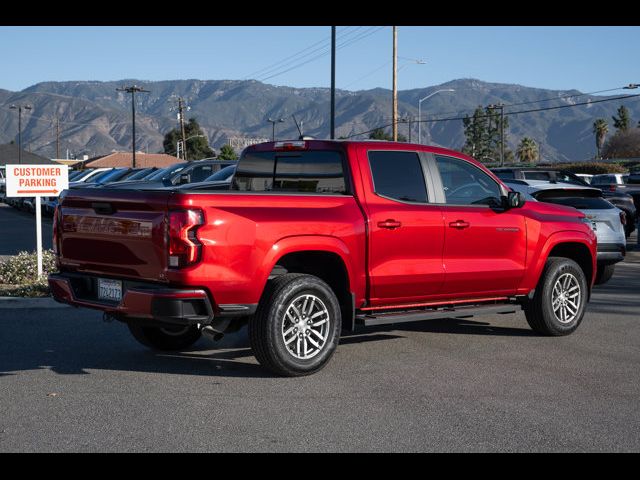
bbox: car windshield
[203,165,236,182]
[146,164,186,181]
[86,169,118,183]
[125,168,156,181]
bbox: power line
[248,27,362,81]
[377,85,640,122]
[258,26,385,82]
[345,93,640,139]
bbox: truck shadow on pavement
[0,313,538,379]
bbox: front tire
[524,257,588,336]
[127,323,202,351]
[249,273,342,377]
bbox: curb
[0,296,70,309]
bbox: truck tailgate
[57,188,171,282]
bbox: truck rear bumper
[48,272,214,326]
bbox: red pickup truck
[49,140,597,376]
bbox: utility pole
[330,26,336,139]
[116,85,150,168]
[56,115,60,160]
[488,103,505,166]
[392,26,398,141]
[178,97,188,161]
[9,104,32,164]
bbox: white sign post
[5,164,69,278]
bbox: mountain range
[1,78,639,162]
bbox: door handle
[378,219,402,229]
[448,220,470,229]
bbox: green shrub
[0,250,57,285]
[559,162,628,175]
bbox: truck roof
[245,139,482,168]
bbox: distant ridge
[1,78,638,162]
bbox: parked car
[50,140,597,377]
[506,180,625,285]
[591,173,640,212]
[575,173,593,184]
[103,159,237,190]
[173,164,237,191]
[492,167,637,236]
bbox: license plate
[98,278,122,302]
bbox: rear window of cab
[232,150,349,194]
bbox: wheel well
[271,251,354,331]
[548,242,593,284]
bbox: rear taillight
[52,205,60,255]
[608,184,617,192]
[620,211,627,226]
[168,209,204,268]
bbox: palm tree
[516,137,538,164]
[593,118,608,159]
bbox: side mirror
[178,173,191,184]
[504,191,525,209]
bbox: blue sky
[1,26,639,94]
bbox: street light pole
[268,118,285,141]
[330,26,336,139]
[117,85,150,168]
[392,26,398,141]
[9,104,32,164]
[417,89,455,144]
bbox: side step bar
[356,303,522,327]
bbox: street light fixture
[623,84,639,89]
[417,89,454,144]
[116,85,150,168]
[268,118,285,141]
[9,104,32,164]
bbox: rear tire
[249,273,341,377]
[594,264,615,285]
[127,323,202,351]
[524,257,588,336]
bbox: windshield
[85,169,118,184]
[203,165,236,182]
[145,163,186,181]
[125,168,156,181]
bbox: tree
[217,144,238,160]
[592,118,608,159]
[462,106,511,163]
[612,105,631,133]
[602,129,640,159]
[462,106,489,159]
[163,117,214,160]
[516,137,538,163]
[369,128,407,142]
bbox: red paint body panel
[51,140,597,319]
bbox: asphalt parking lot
[0,203,52,258]
[0,201,639,452]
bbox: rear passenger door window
[435,155,502,207]
[368,151,428,203]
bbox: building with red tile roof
[84,152,183,168]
